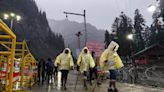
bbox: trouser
[89,68,97,81]
[38,70,40,83]
[83,71,87,87]
[54,67,58,82]
[47,72,53,84]
[53,71,58,83]
[60,70,69,87]
[38,71,45,84]
[41,71,45,84]
[109,70,117,89]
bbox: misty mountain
[0,0,65,59]
[48,19,105,56]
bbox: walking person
[46,58,54,84]
[40,59,46,85]
[55,48,74,90]
[100,41,124,92]
[89,51,97,85]
[77,47,95,89]
[53,62,58,85]
[37,58,41,85]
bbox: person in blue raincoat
[46,58,54,84]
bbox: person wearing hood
[77,47,95,89]
[55,48,74,90]
[100,41,123,92]
[46,58,54,84]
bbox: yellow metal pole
[0,20,17,92]
[0,20,16,39]
[5,56,9,91]
[20,41,25,90]
[8,38,16,92]
[0,41,12,44]
[0,52,11,55]
[0,35,11,39]
[0,42,11,50]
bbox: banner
[86,41,104,57]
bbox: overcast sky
[35,0,155,30]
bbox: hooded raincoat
[100,41,124,71]
[55,48,74,70]
[77,47,95,73]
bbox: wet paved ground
[29,71,164,92]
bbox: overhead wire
[127,0,131,17]
[105,0,121,31]
[115,0,120,14]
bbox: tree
[148,0,164,45]
[0,0,65,59]
[120,12,133,56]
[110,12,133,57]
[160,0,164,21]
[148,18,164,45]
[104,30,112,48]
[134,9,145,51]
[143,26,151,47]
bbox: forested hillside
[0,0,65,59]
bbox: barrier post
[9,38,16,92]
[20,41,25,90]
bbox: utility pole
[64,10,87,46]
[75,31,82,49]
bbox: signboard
[86,41,104,57]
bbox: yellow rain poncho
[55,48,74,70]
[100,41,124,71]
[77,47,95,73]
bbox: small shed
[133,43,164,65]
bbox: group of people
[37,58,55,85]
[37,41,124,92]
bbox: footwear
[108,88,113,92]
[90,81,92,85]
[64,86,67,90]
[84,86,88,90]
[84,84,88,90]
[61,84,64,90]
[97,82,102,85]
[114,88,118,92]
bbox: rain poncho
[55,48,74,70]
[100,41,124,71]
[77,47,95,73]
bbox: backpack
[47,61,54,70]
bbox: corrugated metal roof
[133,43,164,57]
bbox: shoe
[90,81,92,85]
[108,88,113,92]
[114,88,118,92]
[97,82,102,85]
[64,86,67,90]
[84,85,88,90]
[84,86,88,90]
[61,86,64,90]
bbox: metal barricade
[0,19,16,92]
[0,20,37,92]
[13,41,37,91]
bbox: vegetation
[105,0,164,57]
[0,0,65,59]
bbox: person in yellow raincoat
[55,48,74,90]
[77,47,95,89]
[100,41,123,92]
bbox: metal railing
[0,20,37,92]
